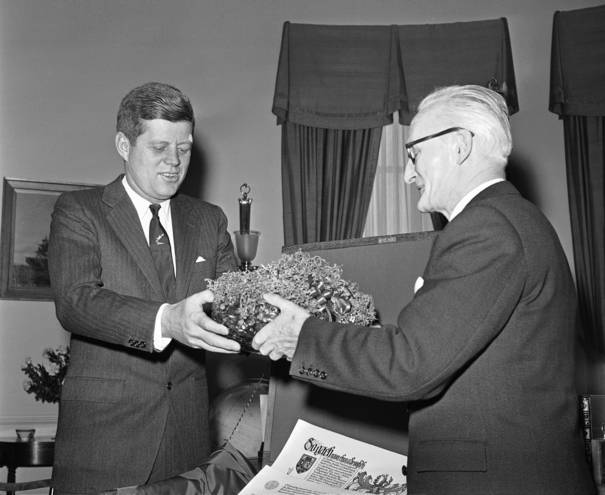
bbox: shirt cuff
[154,303,172,351]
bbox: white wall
[1,0,602,486]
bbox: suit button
[166,381,173,390]
[298,367,306,375]
[313,369,320,377]
[320,372,327,379]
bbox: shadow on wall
[179,142,207,199]
[206,352,271,400]
[507,151,539,205]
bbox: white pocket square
[414,276,424,294]
[195,256,206,263]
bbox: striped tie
[149,204,176,301]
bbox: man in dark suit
[48,82,241,494]
[253,85,595,494]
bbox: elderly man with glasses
[252,85,594,494]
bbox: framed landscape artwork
[0,178,97,300]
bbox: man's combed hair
[116,82,195,143]
[417,85,512,166]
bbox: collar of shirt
[448,178,505,221]
[121,177,174,246]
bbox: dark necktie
[149,204,176,301]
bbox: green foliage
[22,346,69,403]
[206,251,376,352]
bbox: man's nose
[165,147,180,166]
[403,160,416,184]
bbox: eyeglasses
[404,127,474,165]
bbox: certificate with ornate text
[239,465,351,495]
[239,419,407,495]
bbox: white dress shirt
[448,178,505,221]
[122,177,172,351]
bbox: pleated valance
[397,18,518,124]
[549,4,605,117]
[272,18,518,129]
[272,23,403,129]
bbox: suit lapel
[103,177,163,295]
[171,197,198,299]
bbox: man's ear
[115,132,130,162]
[455,130,473,165]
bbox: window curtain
[397,18,518,124]
[273,19,518,246]
[282,123,382,244]
[274,23,401,247]
[563,117,605,351]
[550,5,605,351]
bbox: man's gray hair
[416,85,512,165]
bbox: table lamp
[235,183,260,271]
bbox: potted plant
[22,346,70,404]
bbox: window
[363,120,433,237]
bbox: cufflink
[128,337,146,349]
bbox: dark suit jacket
[48,176,237,494]
[291,182,595,495]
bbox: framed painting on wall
[0,178,97,300]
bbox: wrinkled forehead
[408,111,437,142]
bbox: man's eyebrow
[148,139,191,145]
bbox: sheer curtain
[363,121,433,237]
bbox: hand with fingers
[161,289,241,353]
[252,293,311,361]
